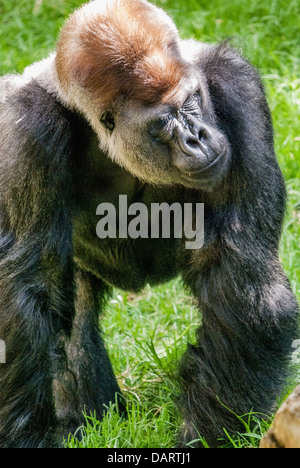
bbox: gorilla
[0,0,298,448]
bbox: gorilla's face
[55,0,230,191]
[100,73,230,191]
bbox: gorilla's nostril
[186,138,199,149]
[198,129,208,142]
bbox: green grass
[1,0,299,449]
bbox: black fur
[0,43,299,448]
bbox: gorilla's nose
[172,117,228,173]
[175,124,213,159]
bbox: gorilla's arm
[178,43,299,446]
[0,79,76,447]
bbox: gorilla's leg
[54,268,123,438]
[179,251,299,447]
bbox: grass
[1,0,299,449]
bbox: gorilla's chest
[73,225,179,291]
[72,185,185,291]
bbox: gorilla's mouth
[180,147,229,180]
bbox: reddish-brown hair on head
[56,0,187,107]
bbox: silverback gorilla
[0,0,299,448]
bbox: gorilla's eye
[149,117,168,135]
[100,111,115,132]
[149,116,174,140]
[183,92,201,115]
